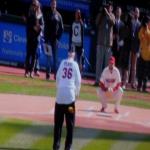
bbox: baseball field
[0,66,150,150]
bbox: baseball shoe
[24,72,29,78]
[46,74,50,80]
[54,74,56,80]
[114,108,119,114]
[100,107,106,113]
[34,71,40,77]
[137,87,142,92]
[30,72,34,78]
[131,84,136,89]
[93,82,99,86]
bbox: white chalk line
[114,111,130,121]
[86,106,95,117]
[135,121,150,127]
[76,106,95,118]
[1,110,150,127]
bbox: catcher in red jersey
[98,56,123,113]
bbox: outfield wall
[0,14,93,75]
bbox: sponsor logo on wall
[3,30,13,44]
[3,30,26,44]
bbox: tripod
[80,50,93,73]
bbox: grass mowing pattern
[73,127,100,149]
[81,130,123,150]
[110,133,148,150]
[0,119,149,150]
[2,123,51,149]
[0,119,31,145]
[134,136,150,150]
[31,125,53,150]
[81,131,150,150]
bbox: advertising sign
[0,22,26,66]
[0,21,91,72]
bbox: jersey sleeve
[56,60,64,87]
[74,62,81,96]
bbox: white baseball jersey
[100,66,121,88]
[56,57,81,104]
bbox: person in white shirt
[69,9,84,71]
[98,56,123,113]
[53,45,81,150]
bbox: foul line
[114,112,130,121]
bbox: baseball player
[98,56,123,113]
[53,45,81,150]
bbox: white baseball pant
[99,87,123,109]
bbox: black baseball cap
[68,44,75,53]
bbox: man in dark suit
[112,6,125,67]
[44,0,64,80]
[129,7,141,88]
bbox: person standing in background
[44,0,64,80]
[118,14,132,89]
[34,35,44,76]
[94,1,115,86]
[129,7,141,88]
[53,45,81,150]
[112,6,125,67]
[69,9,84,72]
[137,15,150,92]
[25,0,44,78]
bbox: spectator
[94,1,115,86]
[25,0,44,78]
[53,45,81,150]
[44,0,64,80]
[34,36,43,76]
[112,6,125,67]
[69,9,84,72]
[137,15,150,92]
[1,0,8,14]
[118,14,132,89]
[129,7,141,88]
[98,56,123,113]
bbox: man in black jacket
[44,0,64,80]
[25,0,44,78]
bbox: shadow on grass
[0,148,38,150]
[1,119,150,147]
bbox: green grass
[31,125,53,150]
[0,74,149,109]
[0,74,149,149]
[134,136,150,150]
[0,119,31,145]
[81,131,150,150]
[81,130,123,150]
[0,119,149,150]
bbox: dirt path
[0,93,150,134]
[0,65,150,134]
